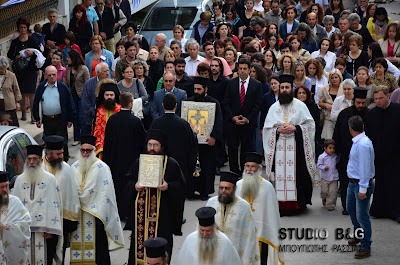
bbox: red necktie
[240,80,246,111]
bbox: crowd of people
[1,0,400,264]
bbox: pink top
[388,41,394,57]
[56,65,66,82]
[199,57,233,77]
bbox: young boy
[31,24,45,52]
[317,139,339,211]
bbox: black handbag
[12,56,29,72]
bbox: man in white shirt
[185,39,205,76]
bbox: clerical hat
[193,76,209,88]
[146,129,168,149]
[97,83,120,106]
[0,171,8,183]
[80,135,97,146]
[143,237,168,258]
[353,87,368,99]
[45,135,65,150]
[246,152,263,164]
[279,74,294,85]
[27,145,44,157]
[220,171,240,185]
[195,207,216,226]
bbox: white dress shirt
[239,76,250,94]
[185,55,205,76]
[330,95,353,122]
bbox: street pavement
[16,3,400,262]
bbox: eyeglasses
[80,148,94,153]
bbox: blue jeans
[346,179,375,251]
[72,95,81,141]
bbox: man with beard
[206,172,260,265]
[12,145,63,264]
[333,87,369,215]
[223,59,263,174]
[126,129,186,265]
[262,75,317,213]
[365,86,400,223]
[236,152,282,265]
[0,171,31,265]
[177,207,242,265]
[185,76,223,200]
[103,92,146,219]
[209,57,229,173]
[150,94,197,198]
[70,135,124,264]
[92,82,121,159]
[174,58,194,98]
[42,135,80,264]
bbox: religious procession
[1,0,400,264]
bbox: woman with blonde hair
[318,69,344,139]
[354,66,376,108]
[85,35,113,77]
[163,49,176,64]
[293,61,312,90]
[224,45,238,74]
[277,53,296,75]
[168,25,188,52]
[305,58,328,104]
[248,39,262,53]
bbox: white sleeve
[330,97,341,122]
[386,59,400,80]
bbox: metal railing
[0,0,58,39]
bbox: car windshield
[142,7,198,30]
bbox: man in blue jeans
[346,115,375,259]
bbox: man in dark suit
[151,93,197,198]
[307,12,327,43]
[151,71,187,118]
[103,92,146,219]
[223,59,263,174]
[95,0,116,54]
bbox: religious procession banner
[181,101,216,144]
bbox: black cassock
[125,156,186,265]
[151,113,198,197]
[103,110,146,218]
[365,103,400,220]
[186,95,223,197]
[333,106,369,210]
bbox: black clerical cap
[45,135,65,150]
[27,145,43,157]
[195,207,216,227]
[193,76,209,88]
[143,237,168,258]
[279,74,294,85]
[97,83,121,105]
[0,171,8,183]
[246,152,263,164]
[80,135,97,146]
[146,129,168,148]
[220,171,240,185]
[353,87,368,99]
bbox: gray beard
[24,163,44,185]
[77,151,98,175]
[240,168,262,201]
[0,193,9,208]
[218,191,235,205]
[48,159,63,171]
[198,227,218,263]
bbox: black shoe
[182,218,186,224]
[200,195,210,201]
[342,210,349,215]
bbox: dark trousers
[46,235,59,264]
[81,124,92,136]
[226,124,255,174]
[95,218,111,265]
[72,95,81,141]
[197,145,216,196]
[261,242,269,265]
[338,159,349,210]
[43,115,69,161]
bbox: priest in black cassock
[186,76,223,200]
[333,87,369,215]
[365,86,400,223]
[126,129,186,265]
[103,93,146,219]
[151,93,198,198]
